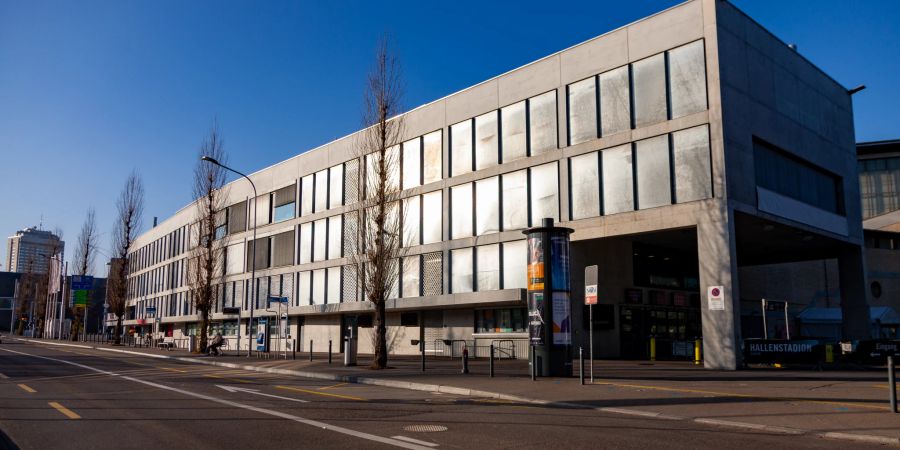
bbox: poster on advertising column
[527,237,544,291]
[552,292,571,345]
[528,292,545,345]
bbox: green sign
[73,290,88,308]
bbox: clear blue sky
[1,0,898,275]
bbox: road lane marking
[17,384,36,393]
[0,347,428,449]
[0,372,8,379]
[203,373,252,383]
[217,385,309,403]
[319,382,348,390]
[162,367,187,373]
[392,436,438,447]
[49,402,81,420]
[276,385,367,401]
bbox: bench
[157,338,176,350]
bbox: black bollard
[462,347,469,374]
[579,347,585,385]
[489,344,495,378]
[309,340,313,362]
[328,340,333,364]
[890,355,897,413]
[531,344,536,381]
[421,342,426,372]
[292,339,297,360]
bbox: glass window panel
[402,255,420,298]
[403,195,421,247]
[451,183,473,239]
[226,243,244,275]
[502,170,528,230]
[475,111,499,170]
[451,120,473,176]
[475,176,500,235]
[327,267,341,304]
[501,101,527,163]
[312,269,326,305]
[255,194,270,226]
[633,54,668,128]
[329,164,343,209]
[298,271,311,306]
[422,191,442,244]
[272,231,295,267]
[300,175,314,216]
[313,218,327,262]
[599,66,631,136]
[423,130,442,184]
[529,91,557,155]
[314,169,328,212]
[673,125,712,203]
[476,244,500,291]
[529,162,559,224]
[327,215,342,259]
[402,137,421,190]
[273,203,294,223]
[502,240,527,289]
[602,144,634,214]
[568,77,597,146]
[299,222,312,264]
[636,135,672,209]
[451,247,473,294]
[570,152,601,219]
[668,40,707,119]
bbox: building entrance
[620,303,701,360]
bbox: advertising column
[524,218,573,377]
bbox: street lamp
[201,156,257,357]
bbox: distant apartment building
[5,227,64,275]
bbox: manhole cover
[403,424,448,433]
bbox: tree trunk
[115,315,123,345]
[71,309,82,341]
[372,299,387,369]
[199,309,209,353]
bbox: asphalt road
[0,340,883,449]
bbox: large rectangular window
[599,66,631,136]
[636,135,672,209]
[403,136,421,190]
[475,308,527,333]
[475,176,500,235]
[451,120,473,176]
[273,184,296,223]
[300,175,314,216]
[226,243,244,275]
[568,77,597,146]
[227,201,247,234]
[403,196,421,247]
[569,151,601,219]
[328,164,344,209]
[602,144,634,214]
[502,240,527,289]
[299,222,312,264]
[327,215,342,259]
[314,170,328,213]
[312,269,326,305]
[632,54,668,128]
[313,219,327,262]
[754,140,843,214]
[475,111,499,170]
[254,194,271,226]
[502,170,528,230]
[298,271,311,305]
[272,231,294,267]
[668,40,707,119]
[422,191,442,244]
[451,183,473,239]
[673,125,712,203]
[327,267,341,304]
[402,255,420,298]
[530,162,559,224]
[476,244,500,291]
[501,101,527,163]
[529,91,557,155]
[423,130,442,184]
[451,247,473,294]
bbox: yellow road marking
[203,373,251,384]
[276,385,366,401]
[17,383,36,393]
[319,382,348,390]
[49,402,81,419]
[594,380,890,411]
[162,367,187,373]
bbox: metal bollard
[292,339,297,360]
[650,336,656,362]
[890,356,897,413]
[421,343,426,372]
[328,340,332,364]
[694,339,702,365]
[463,347,470,374]
[309,340,313,362]
[580,347,585,385]
[489,344,495,378]
[531,344,537,381]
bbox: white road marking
[217,384,309,403]
[0,347,430,450]
[0,372,9,379]
[391,436,439,447]
[15,338,91,349]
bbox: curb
[13,338,900,446]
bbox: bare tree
[108,171,145,345]
[187,123,228,353]
[70,208,98,340]
[348,38,405,369]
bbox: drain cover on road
[403,424,448,433]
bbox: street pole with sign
[585,265,598,384]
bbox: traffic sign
[268,296,289,304]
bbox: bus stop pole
[889,355,897,413]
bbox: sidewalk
[18,337,900,446]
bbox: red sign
[585,284,598,305]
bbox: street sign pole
[585,265,598,384]
[784,301,791,340]
[761,299,768,340]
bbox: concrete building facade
[5,227,64,275]
[112,0,869,370]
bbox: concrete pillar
[697,212,742,370]
[838,245,871,340]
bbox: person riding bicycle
[208,332,225,356]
